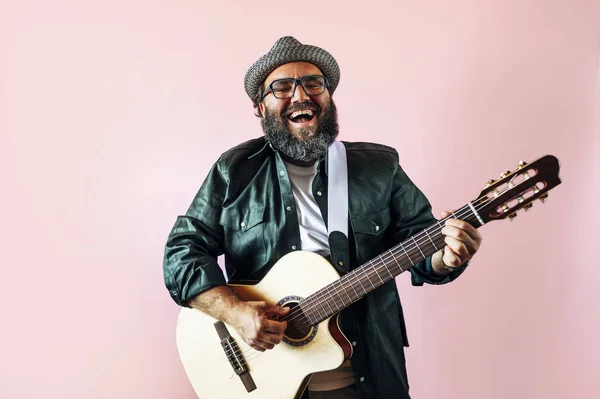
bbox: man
[163,36,482,399]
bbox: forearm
[187,285,243,324]
[187,285,290,352]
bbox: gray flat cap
[244,36,340,100]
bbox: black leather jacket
[163,137,467,398]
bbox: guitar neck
[299,203,483,325]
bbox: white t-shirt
[284,161,355,392]
[284,161,330,255]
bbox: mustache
[282,101,321,118]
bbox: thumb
[277,306,291,316]
[263,304,290,316]
[440,210,455,219]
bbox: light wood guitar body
[176,251,352,399]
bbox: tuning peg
[524,203,533,212]
[539,193,549,203]
[518,160,528,169]
[508,213,517,221]
[500,171,511,178]
[486,179,496,187]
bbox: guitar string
[224,211,454,363]
[226,198,488,360]
[227,176,539,360]
[231,182,539,362]
[232,179,534,360]
[226,196,492,360]
[226,322,350,366]
[281,197,488,328]
[221,305,309,361]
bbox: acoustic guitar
[175,155,561,399]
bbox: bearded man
[163,36,482,399]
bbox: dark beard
[261,100,339,163]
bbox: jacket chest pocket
[219,206,267,269]
[350,208,391,262]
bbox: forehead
[264,62,324,84]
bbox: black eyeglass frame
[260,75,329,101]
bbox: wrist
[431,250,451,276]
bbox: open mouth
[287,109,315,124]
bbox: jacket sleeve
[163,161,229,306]
[387,153,468,286]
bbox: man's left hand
[432,210,483,274]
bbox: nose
[290,83,310,103]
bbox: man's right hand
[187,286,290,352]
[227,301,290,352]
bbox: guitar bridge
[214,321,257,392]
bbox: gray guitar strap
[327,140,348,237]
[327,140,350,272]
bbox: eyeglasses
[261,75,328,101]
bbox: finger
[251,344,266,352]
[263,305,290,317]
[442,225,477,251]
[258,331,285,346]
[258,339,276,350]
[444,236,470,261]
[262,318,288,334]
[440,210,455,219]
[278,306,291,316]
[247,332,277,350]
[253,339,275,350]
[443,246,463,268]
[246,339,266,352]
[444,219,480,243]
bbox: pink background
[1,1,599,398]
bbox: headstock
[473,155,561,224]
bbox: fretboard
[299,203,483,325]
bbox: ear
[259,102,265,118]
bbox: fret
[329,281,344,312]
[400,242,415,266]
[348,273,360,300]
[369,260,385,285]
[363,267,376,290]
[379,254,394,279]
[355,269,368,295]
[336,283,347,310]
[339,280,354,304]
[389,250,405,273]
[411,236,426,259]
[437,219,444,233]
[424,228,439,252]
[322,285,335,314]
[312,297,325,321]
[300,301,316,325]
[307,310,317,326]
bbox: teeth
[290,109,314,119]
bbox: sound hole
[277,296,318,346]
